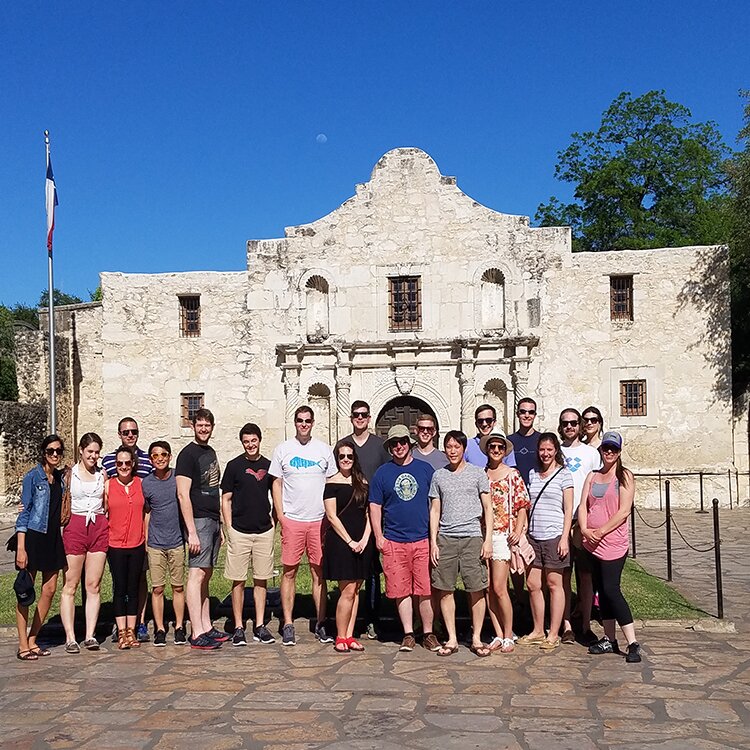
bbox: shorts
[224,526,275,581]
[431,535,487,592]
[528,534,570,571]
[491,531,511,562]
[63,514,109,556]
[189,517,221,569]
[381,538,431,599]
[281,518,323,568]
[147,545,185,588]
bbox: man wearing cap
[464,404,517,469]
[369,425,440,653]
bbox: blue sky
[2,1,748,306]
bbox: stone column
[335,366,352,441]
[511,357,531,427]
[458,363,476,435]
[283,368,301,438]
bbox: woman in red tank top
[578,431,642,664]
[105,445,146,650]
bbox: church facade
[12,148,746,507]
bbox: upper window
[179,295,201,337]
[620,379,646,417]
[479,268,505,330]
[388,276,422,332]
[181,392,205,427]
[610,276,633,321]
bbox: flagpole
[45,130,56,433]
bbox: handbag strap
[527,467,564,525]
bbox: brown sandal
[124,628,140,648]
[117,631,130,650]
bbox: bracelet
[347,539,354,546]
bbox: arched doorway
[375,396,438,442]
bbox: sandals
[117,631,131,651]
[334,637,349,653]
[438,644,459,657]
[500,638,515,654]
[124,628,140,648]
[488,636,504,653]
[82,638,100,651]
[64,641,80,654]
[517,633,546,645]
[347,638,365,652]
[469,643,492,658]
[29,645,51,657]
[17,649,39,661]
[539,637,561,651]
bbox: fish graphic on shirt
[289,456,327,470]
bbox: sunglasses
[150,452,170,459]
[351,411,370,419]
[561,420,579,427]
[45,447,64,456]
[391,437,411,447]
[583,416,600,424]
[115,460,133,467]
[601,445,621,454]
[488,443,506,452]
[338,453,354,461]
[417,426,435,433]
[476,417,495,425]
[518,409,536,415]
[120,429,139,436]
[295,418,313,424]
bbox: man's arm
[480,490,493,559]
[369,502,385,551]
[221,491,233,530]
[429,494,441,567]
[176,475,200,554]
[271,477,285,528]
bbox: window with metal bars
[181,393,205,427]
[388,276,422,331]
[619,380,646,417]
[179,295,201,337]
[610,276,633,321]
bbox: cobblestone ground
[0,509,749,749]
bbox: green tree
[38,288,84,307]
[536,90,731,251]
[0,307,18,401]
[727,91,750,396]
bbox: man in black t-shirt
[221,422,276,646]
[176,408,226,650]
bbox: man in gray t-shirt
[428,430,493,657]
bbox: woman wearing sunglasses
[581,406,605,450]
[579,431,641,663]
[60,432,108,653]
[322,440,374,653]
[14,434,69,660]
[480,430,530,654]
[105,444,147,650]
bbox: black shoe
[206,627,232,643]
[315,622,334,644]
[173,627,187,645]
[232,627,247,646]
[588,636,619,655]
[625,641,642,663]
[190,634,221,650]
[154,629,167,647]
[253,624,276,644]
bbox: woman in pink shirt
[105,445,146,650]
[578,431,641,664]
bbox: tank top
[107,477,146,548]
[582,476,629,560]
[70,464,106,525]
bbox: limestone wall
[0,402,48,504]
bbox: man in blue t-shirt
[465,404,517,469]
[370,425,440,654]
[508,397,541,486]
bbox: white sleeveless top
[70,463,105,524]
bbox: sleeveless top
[107,477,146,548]
[70,464,106,525]
[582,476,629,560]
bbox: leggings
[108,544,146,618]
[588,551,633,627]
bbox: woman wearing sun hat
[578,431,642,663]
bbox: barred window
[620,380,646,417]
[181,392,205,427]
[610,276,633,321]
[388,276,422,331]
[179,295,201,337]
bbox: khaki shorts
[431,535,488,593]
[224,526,275,582]
[147,545,185,588]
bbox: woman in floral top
[481,430,530,653]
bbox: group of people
[13,398,642,664]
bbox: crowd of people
[12,398,641,664]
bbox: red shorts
[63,514,109,556]
[281,518,324,568]
[381,538,431,599]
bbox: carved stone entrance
[375,396,438,441]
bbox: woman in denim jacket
[15,434,69,660]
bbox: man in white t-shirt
[559,408,601,645]
[270,405,336,647]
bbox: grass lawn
[0,543,706,628]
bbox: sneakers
[315,622,334,644]
[154,629,167,647]
[173,626,187,645]
[136,623,150,643]
[190,633,222,650]
[422,633,441,652]
[399,633,416,652]
[206,627,232,643]
[625,642,642,663]
[253,624,276,644]
[281,623,296,646]
[232,627,247,646]
[588,636,620,655]
[365,623,378,640]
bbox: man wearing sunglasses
[369,425,439,654]
[270,405,337,646]
[413,414,449,471]
[465,404,517,469]
[335,400,389,640]
[102,417,154,642]
[508,398,541,486]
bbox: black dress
[25,471,67,573]
[322,483,374,582]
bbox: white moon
[316,133,328,144]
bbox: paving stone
[411,731,522,749]
[152,733,245,750]
[422,713,505,732]
[79,730,153,748]
[357,697,418,712]
[252,721,339,742]
[523,733,599,750]
[664,699,740,721]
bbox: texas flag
[45,136,58,252]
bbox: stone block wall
[0,402,48,504]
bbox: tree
[536,91,731,251]
[727,91,750,397]
[0,307,18,401]
[37,288,84,307]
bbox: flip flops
[347,638,365,652]
[469,643,492,658]
[438,644,459,657]
[334,637,350,653]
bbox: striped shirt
[527,466,574,541]
[102,446,153,479]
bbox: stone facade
[12,148,746,507]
